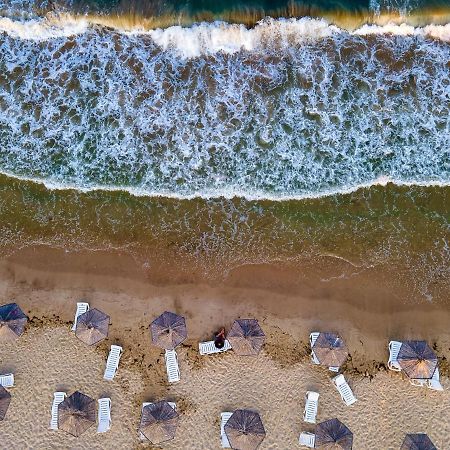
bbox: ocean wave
[0,18,449,200]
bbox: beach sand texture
[0,324,449,449]
[0,247,449,449]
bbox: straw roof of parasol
[401,434,437,450]
[397,341,438,379]
[312,333,349,367]
[224,409,266,450]
[75,308,110,345]
[58,391,96,437]
[0,386,11,421]
[139,401,179,444]
[150,311,187,350]
[0,303,28,340]
[315,418,353,450]
[227,319,265,356]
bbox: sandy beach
[0,245,449,449]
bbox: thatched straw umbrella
[401,434,437,450]
[139,401,179,444]
[0,386,11,421]
[75,308,110,345]
[58,391,96,437]
[0,303,28,340]
[150,311,187,350]
[397,341,438,379]
[227,319,265,356]
[316,418,353,449]
[312,333,348,368]
[224,409,266,450]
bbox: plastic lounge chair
[410,378,428,387]
[299,432,316,448]
[388,341,403,371]
[303,391,319,424]
[309,332,320,365]
[310,332,339,371]
[221,412,233,448]
[199,340,232,355]
[71,302,90,331]
[49,392,67,430]
[332,374,357,406]
[104,345,123,381]
[0,373,14,388]
[165,349,180,383]
[140,402,176,440]
[428,368,444,391]
[97,398,111,433]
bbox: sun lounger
[0,373,14,388]
[221,412,233,448]
[310,332,340,371]
[165,349,180,383]
[388,340,403,371]
[332,374,357,406]
[303,391,319,424]
[49,392,67,430]
[309,332,320,365]
[428,368,444,391]
[199,340,232,355]
[97,398,111,433]
[71,302,90,331]
[299,431,316,448]
[410,378,428,387]
[104,345,123,381]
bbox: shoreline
[2,245,449,373]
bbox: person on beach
[214,327,226,349]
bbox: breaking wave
[0,17,449,200]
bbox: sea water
[0,1,448,300]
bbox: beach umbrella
[315,418,353,450]
[312,332,348,367]
[150,311,187,350]
[0,386,11,421]
[75,308,110,345]
[139,400,179,444]
[58,391,96,437]
[401,434,437,450]
[0,303,28,340]
[227,319,265,356]
[397,341,437,379]
[224,409,266,450]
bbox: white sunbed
[0,373,14,388]
[49,392,67,430]
[310,332,340,372]
[140,402,176,441]
[410,378,428,387]
[165,349,180,383]
[332,374,357,406]
[71,302,90,331]
[388,340,403,371]
[199,340,232,355]
[303,391,319,424]
[104,345,123,381]
[299,431,316,448]
[97,398,111,433]
[428,368,444,391]
[221,412,233,448]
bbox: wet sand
[0,245,449,448]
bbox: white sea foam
[0,17,449,200]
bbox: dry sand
[0,246,449,449]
